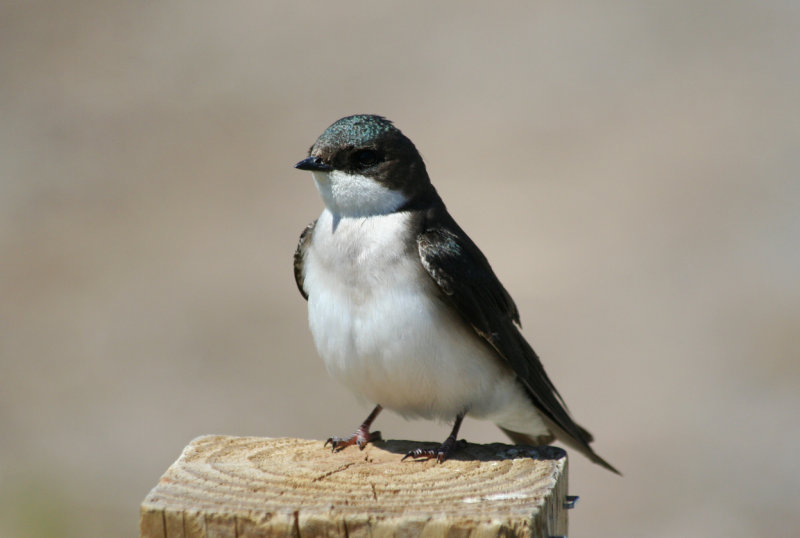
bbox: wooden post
[140,435,569,538]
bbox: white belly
[303,209,547,434]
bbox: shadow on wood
[140,435,569,537]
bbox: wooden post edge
[140,435,569,537]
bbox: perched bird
[293,114,619,473]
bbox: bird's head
[295,115,432,217]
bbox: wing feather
[293,220,316,301]
[415,208,592,446]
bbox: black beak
[295,156,333,172]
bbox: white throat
[312,170,407,218]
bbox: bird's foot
[402,438,467,463]
[324,427,382,452]
[325,405,384,452]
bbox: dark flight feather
[415,201,620,474]
[294,220,316,301]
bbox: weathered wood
[140,435,569,537]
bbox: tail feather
[498,423,621,476]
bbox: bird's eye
[354,149,379,168]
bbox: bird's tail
[498,425,621,476]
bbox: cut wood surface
[140,435,569,538]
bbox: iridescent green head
[295,115,433,206]
[313,115,399,151]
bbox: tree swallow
[293,115,619,473]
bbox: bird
[293,114,619,473]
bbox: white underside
[303,198,550,437]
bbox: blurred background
[2,1,799,536]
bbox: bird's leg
[325,405,383,451]
[402,413,467,463]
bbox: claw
[324,429,382,452]
[402,439,467,463]
[324,405,383,453]
[401,414,466,463]
[324,437,343,450]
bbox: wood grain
[140,435,569,537]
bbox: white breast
[303,208,548,436]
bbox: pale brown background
[2,2,799,537]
